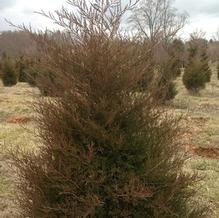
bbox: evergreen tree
[169,38,185,78]
[25,58,39,87]
[1,53,17,86]
[154,62,178,102]
[11,1,209,217]
[183,38,211,93]
[200,49,211,82]
[16,56,28,82]
[152,39,185,102]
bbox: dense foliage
[16,56,28,82]
[0,53,17,86]
[183,38,211,93]
[11,1,209,218]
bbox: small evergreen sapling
[1,54,17,86]
[183,38,211,93]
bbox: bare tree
[131,0,188,44]
[212,28,219,42]
[129,0,188,102]
[190,29,206,41]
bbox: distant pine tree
[170,39,185,78]
[183,39,211,94]
[1,53,17,86]
[154,62,178,102]
[16,56,28,82]
[200,49,211,82]
[154,39,185,102]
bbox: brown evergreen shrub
[11,1,210,217]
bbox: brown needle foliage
[11,0,210,217]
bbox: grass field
[172,64,219,217]
[0,67,218,217]
[0,83,39,217]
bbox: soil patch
[186,144,219,159]
[6,116,31,124]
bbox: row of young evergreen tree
[0,53,38,86]
[0,36,215,97]
[183,36,212,94]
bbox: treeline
[0,29,219,60]
[0,31,36,57]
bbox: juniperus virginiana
[155,60,178,102]
[1,54,17,86]
[16,56,28,82]
[155,39,185,102]
[24,58,40,87]
[200,49,211,82]
[169,38,185,78]
[183,39,211,93]
[11,1,210,217]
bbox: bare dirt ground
[0,67,218,217]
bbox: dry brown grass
[171,63,219,217]
[0,82,39,217]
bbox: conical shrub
[16,56,28,82]
[1,54,17,86]
[11,1,210,217]
[183,59,208,93]
[183,38,211,94]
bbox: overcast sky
[1,0,219,39]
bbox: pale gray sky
[174,0,219,38]
[1,0,219,39]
